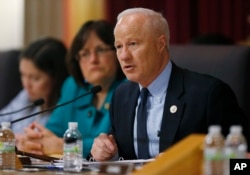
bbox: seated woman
[17,20,126,158]
[0,37,68,135]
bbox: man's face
[114,15,166,87]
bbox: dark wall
[105,0,250,44]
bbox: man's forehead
[117,14,146,25]
[115,15,146,32]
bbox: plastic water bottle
[203,125,225,175]
[224,125,247,175]
[0,122,16,170]
[63,122,83,172]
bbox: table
[0,169,95,175]
[0,156,98,175]
[4,154,146,175]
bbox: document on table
[82,158,155,171]
[82,158,155,165]
[20,158,154,173]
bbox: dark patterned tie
[137,88,150,159]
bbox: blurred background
[0,0,250,50]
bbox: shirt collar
[139,61,172,98]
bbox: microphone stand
[14,86,102,166]
[0,99,44,116]
[11,85,102,124]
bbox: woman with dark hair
[0,37,68,133]
[19,20,125,158]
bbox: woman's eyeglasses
[75,46,115,61]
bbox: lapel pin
[104,103,110,110]
[170,105,177,113]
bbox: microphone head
[33,98,45,106]
[91,85,102,94]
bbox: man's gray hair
[117,8,170,48]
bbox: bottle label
[0,141,15,153]
[224,146,247,159]
[63,140,82,154]
[204,148,224,160]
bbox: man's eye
[115,45,122,49]
[130,42,136,46]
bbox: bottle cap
[1,122,11,129]
[208,125,221,134]
[230,125,242,134]
[68,122,78,129]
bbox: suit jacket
[109,62,249,159]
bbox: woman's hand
[16,122,63,156]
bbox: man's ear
[158,35,167,52]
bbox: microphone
[0,98,45,116]
[11,85,102,124]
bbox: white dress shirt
[134,61,172,158]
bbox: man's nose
[118,47,130,61]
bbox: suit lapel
[122,83,140,158]
[159,63,185,151]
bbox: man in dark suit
[90,7,248,161]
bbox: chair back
[0,50,22,109]
[170,45,250,117]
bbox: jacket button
[88,111,92,117]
